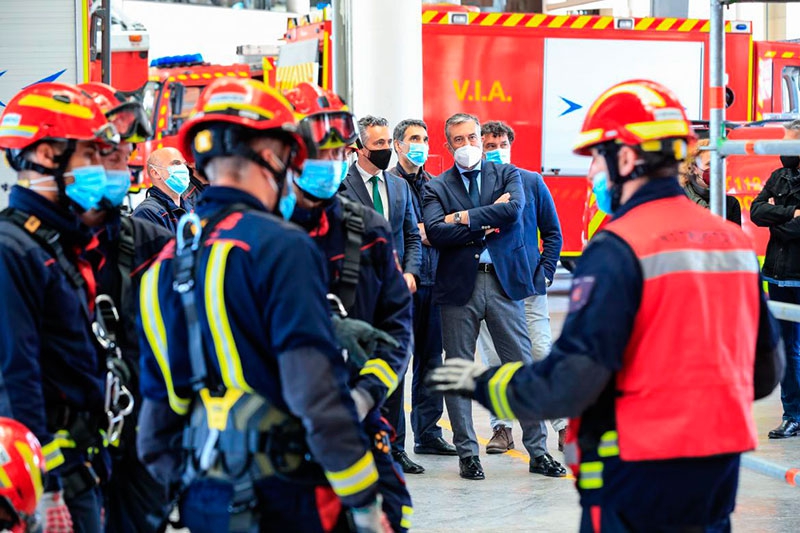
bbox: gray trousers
[440,271,548,459]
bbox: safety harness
[336,195,365,313]
[0,207,134,498]
[171,206,324,531]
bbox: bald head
[146,147,187,197]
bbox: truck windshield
[141,81,161,131]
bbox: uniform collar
[8,185,91,246]
[194,186,270,218]
[612,177,685,220]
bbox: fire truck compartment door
[276,38,319,91]
[541,38,704,176]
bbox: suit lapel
[344,165,373,207]
[384,171,401,228]
[480,162,498,206]
[446,166,474,211]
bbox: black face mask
[366,148,392,171]
[780,155,800,169]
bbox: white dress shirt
[356,161,390,220]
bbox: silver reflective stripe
[639,249,759,280]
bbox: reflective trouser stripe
[325,451,379,498]
[359,359,399,396]
[578,461,603,489]
[400,505,413,529]
[597,430,620,457]
[487,362,524,421]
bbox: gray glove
[37,490,73,533]
[427,358,488,396]
[331,315,399,368]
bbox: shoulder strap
[172,202,251,393]
[336,195,365,312]
[112,216,136,333]
[0,208,90,317]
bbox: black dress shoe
[414,437,458,456]
[768,419,800,439]
[459,456,485,480]
[529,453,567,478]
[392,451,425,474]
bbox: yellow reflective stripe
[578,461,604,489]
[42,437,69,472]
[400,505,413,529]
[0,125,38,138]
[487,362,524,421]
[141,263,191,415]
[597,430,620,458]
[326,451,379,498]
[18,94,95,119]
[205,242,253,393]
[0,466,11,488]
[359,359,399,396]
[202,102,274,121]
[16,441,44,502]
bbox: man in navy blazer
[422,113,555,481]
[475,121,566,476]
[340,115,423,474]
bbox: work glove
[427,359,488,397]
[350,496,392,533]
[350,387,376,422]
[331,315,399,368]
[37,490,73,533]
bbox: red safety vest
[601,195,759,462]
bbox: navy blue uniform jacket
[422,161,530,305]
[137,186,377,507]
[0,186,105,484]
[519,169,562,294]
[305,196,412,406]
[341,164,422,280]
[131,186,187,233]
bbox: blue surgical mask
[279,172,297,220]
[404,143,429,167]
[297,159,347,200]
[592,171,614,215]
[164,164,190,195]
[485,148,511,165]
[104,169,131,207]
[64,165,108,212]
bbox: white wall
[121,0,293,65]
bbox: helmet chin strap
[9,140,78,211]
[597,143,648,212]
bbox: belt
[477,263,495,274]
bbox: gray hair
[784,119,800,132]
[393,119,427,143]
[444,113,481,143]
[358,115,389,145]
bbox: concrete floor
[399,270,800,532]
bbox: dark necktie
[465,170,480,207]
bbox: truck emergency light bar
[150,54,205,69]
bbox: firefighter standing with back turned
[429,79,785,532]
[284,82,414,533]
[136,78,385,533]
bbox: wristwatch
[453,211,462,224]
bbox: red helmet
[178,78,314,173]
[573,79,695,157]
[0,82,119,153]
[78,82,153,143]
[284,82,357,150]
[0,418,45,532]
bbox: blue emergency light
[150,53,205,69]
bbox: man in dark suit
[340,115,423,474]
[422,112,559,480]
[475,121,567,471]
